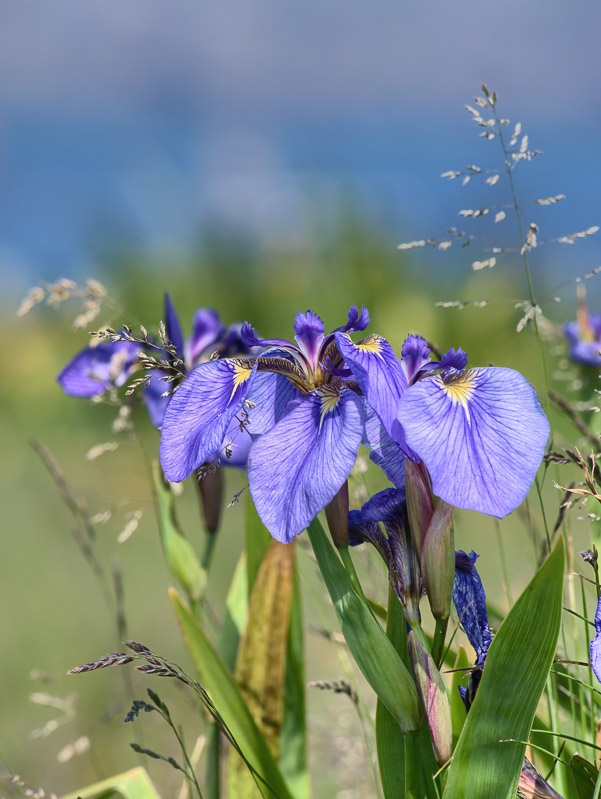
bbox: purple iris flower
[337,331,549,518]
[160,306,371,543]
[58,339,140,397]
[453,550,492,709]
[58,294,253,469]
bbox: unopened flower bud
[407,631,452,766]
[422,500,454,620]
[405,459,434,561]
[325,481,350,548]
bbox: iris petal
[358,487,406,524]
[336,332,416,459]
[362,403,406,488]
[398,367,550,517]
[245,370,298,440]
[164,293,185,361]
[187,308,226,364]
[401,335,431,381]
[218,415,252,469]
[453,550,491,668]
[160,358,257,482]
[294,310,325,368]
[143,370,171,427]
[248,389,363,543]
[334,304,370,333]
[58,341,139,397]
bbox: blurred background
[2,0,601,795]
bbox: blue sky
[1,0,600,298]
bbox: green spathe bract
[444,537,564,799]
[307,517,420,732]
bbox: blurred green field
[1,214,592,797]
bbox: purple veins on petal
[58,340,140,397]
[159,358,257,483]
[219,414,252,469]
[245,370,298,440]
[362,403,406,488]
[294,310,325,369]
[453,550,491,668]
[247,388,363,543]
[401,334,431,382]
[591,593,601,682]
[336,331,417,460]
[397,366,550,517]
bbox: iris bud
[325,481,350,548]
[405,459,434,561]
[422,500,455,621]
[407,631,452,766]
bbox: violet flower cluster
[58,294,254,468]
[158,305,550,543]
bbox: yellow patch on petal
[317,385,341,429]
[230,359,254,400]
[440,369,477,423]
[353,334,384,354]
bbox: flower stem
[431,617,449,667]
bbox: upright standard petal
[401,335,431,382]
[164,293,185,361]
[58,341,139,397]
[187,308,226,364]
[398,367,550,517]
[294,310,325,369]
[160,358,257,482]
[336,331,416,459]
[248,388,363,543]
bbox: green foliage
[306,518,420,732]
[170,588,295,799]
[444,538,565,799]
[152,461,206,603]
[60,767,162,799]
[376,588,407,799]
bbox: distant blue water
[2,108,600,300]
